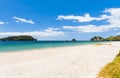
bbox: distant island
[91,35,120,41]
[0,35,37,41]
[72,38,77,42]
[90,36,103,41]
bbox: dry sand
[0,42,120,78]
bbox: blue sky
[0,0,120,40]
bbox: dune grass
[98,51,120,78]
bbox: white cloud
[57,13,108,22]
[63,25,116,33]
[117,32,120,35]
[44,28,61,32]
[0,21,8,25]
[61,8,120,33]
[13,16,35,24]
[0,28,65,37]
[104,8,120,25]
[0,21,5,25]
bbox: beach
[0,42,120,78]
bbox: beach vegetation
[104,35,120,41]
[98,51,120,78]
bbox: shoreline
[0,41,120,78]
[0,41,111,53]
[0,41,108,53]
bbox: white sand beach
[0,42,120,78]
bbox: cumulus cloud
[0,28,65,37]
[13,16,35,24]
[61,8,120,33]
[104,8,120,25]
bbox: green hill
[0,35,37,41]
[91,35,120,41]
[104,35,120,41]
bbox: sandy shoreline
[0,42,120,78]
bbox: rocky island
[90,36,103,41]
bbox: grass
[98,51,120,78]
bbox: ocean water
[0,41,101,52]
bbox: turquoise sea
[0,41,101,52]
